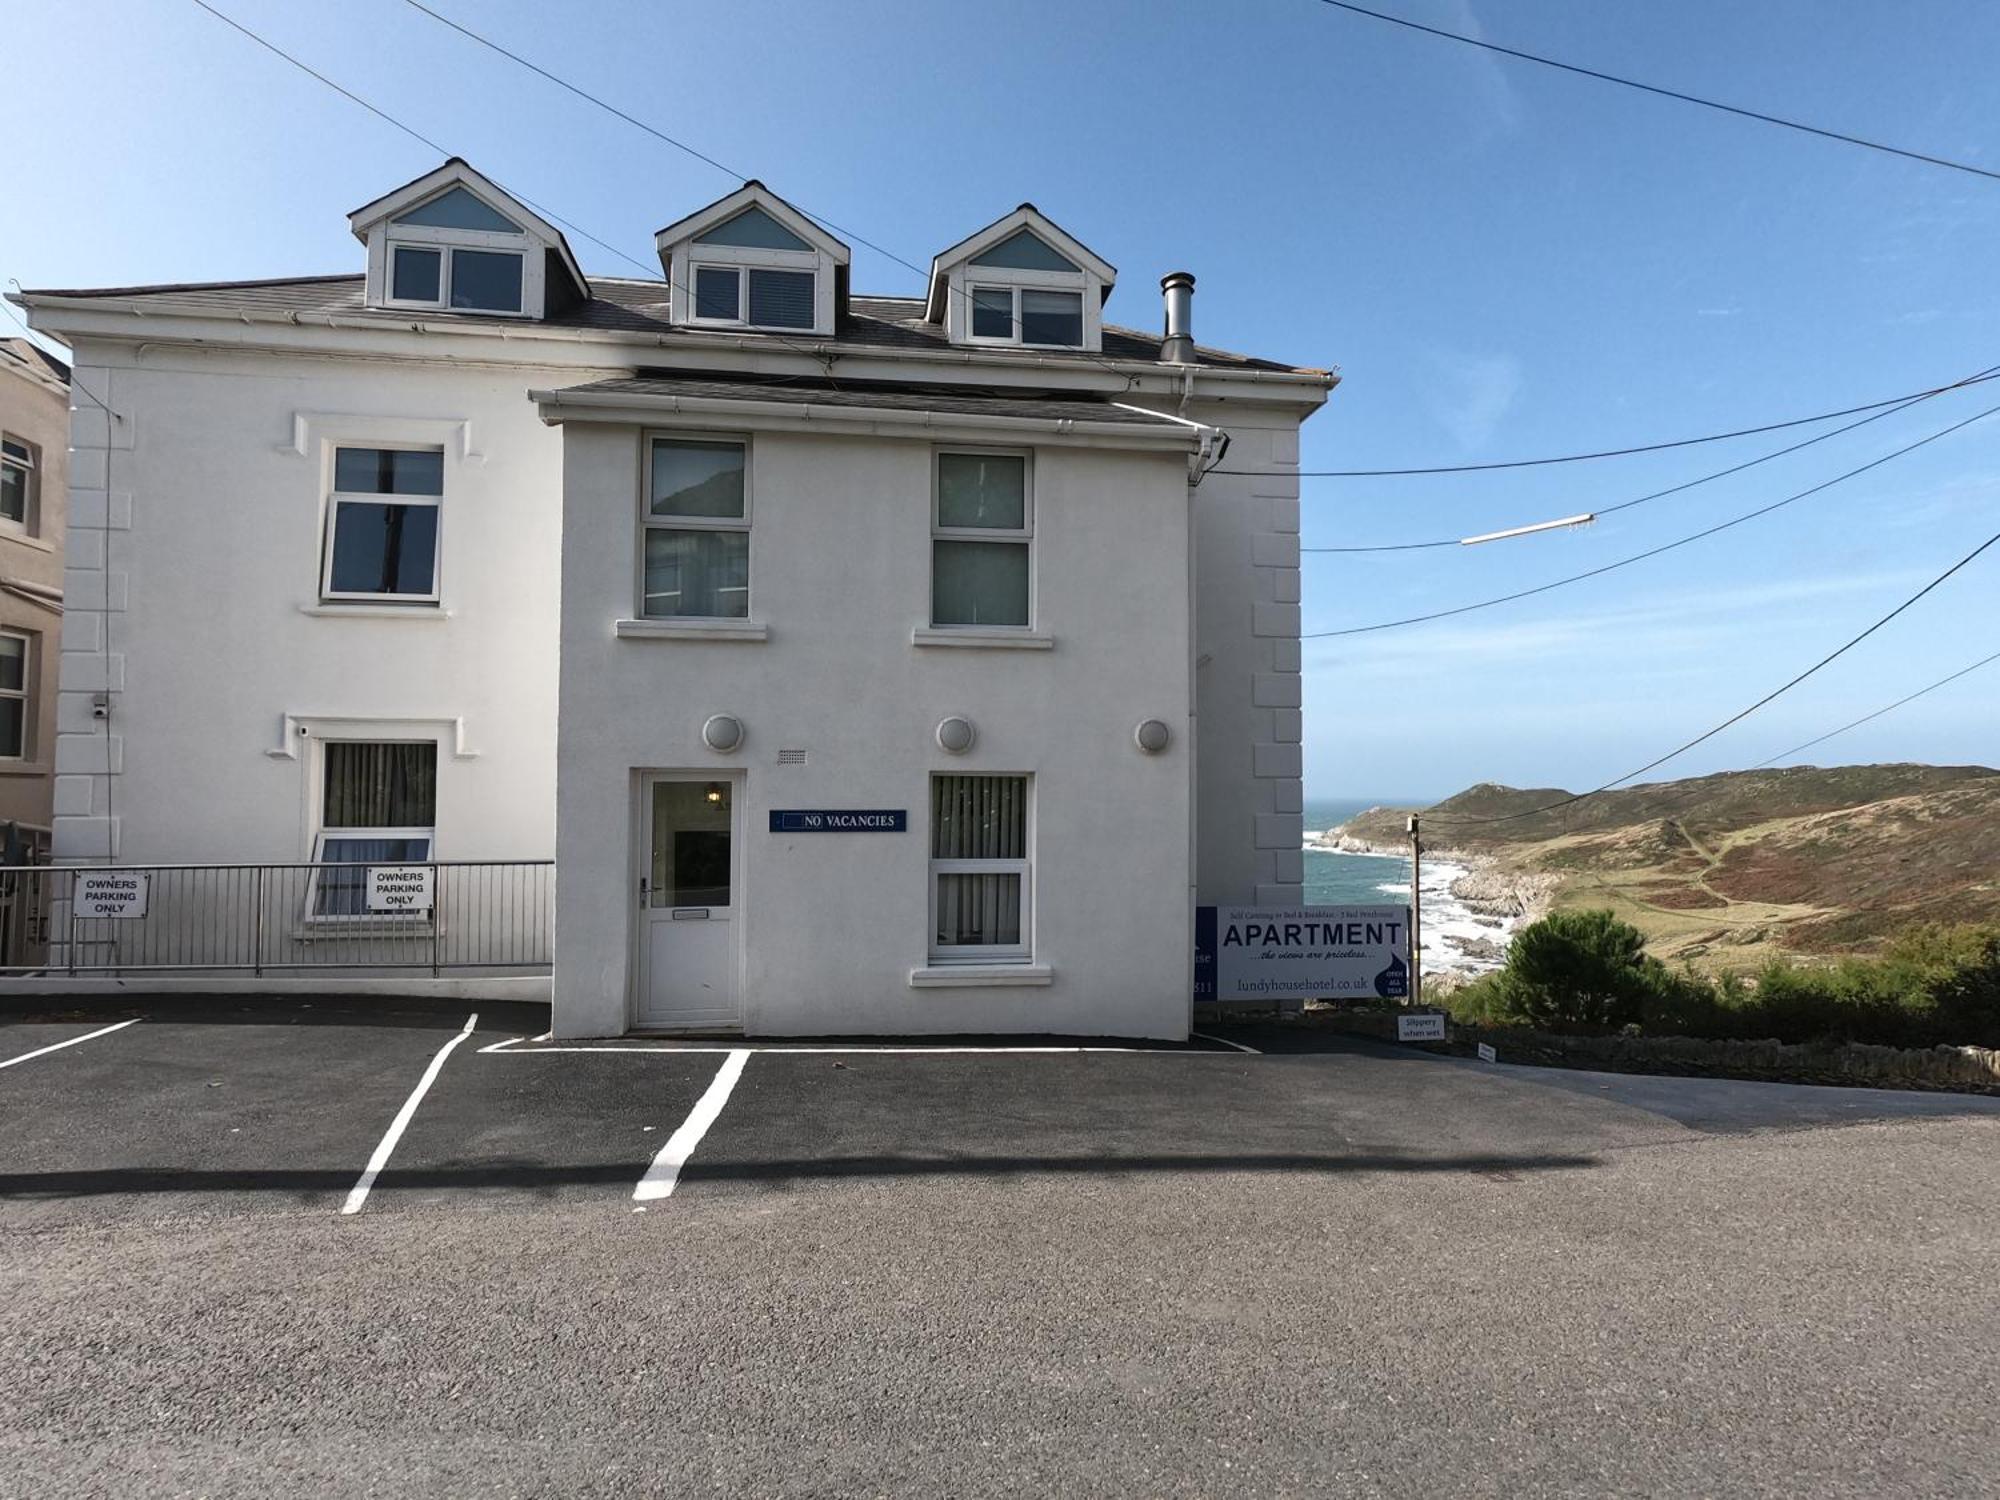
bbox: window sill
[299,603,451,620]
[912,627,1053,651]
[0,529,54,553]
[0,762,50,778]
[615,618,769,642]
[908,964,1053,988]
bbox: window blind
[932,774,1026,859]
[747,268,815,329]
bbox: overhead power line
[1305,393,2000,637]
[1306,366,2000,554]
[1236,370,2000,480]
[188,1,1125,390]
[395,1,1148,390]
[187,1,646,279]
[1752,648,2000,769]
[183,0,868,383]
[1315,0,2000,186]
[1424,527,2000,828]
[398,0,923,283]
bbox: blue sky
[9,0,1998,801]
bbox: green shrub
[1454,912,2000,1049]
[1458,909,1685,1034]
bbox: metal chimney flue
[1159,271,1196,363]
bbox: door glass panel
[651,781,732,908]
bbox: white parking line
[1193,1031,1262,1055]
[0,1017,141,1070]
[634,1048,750,1202]
[340,1012,478,1216]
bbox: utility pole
[1407,813,1423,1009]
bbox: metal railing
[0,861,554,976]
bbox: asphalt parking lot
[4,996,1999,1497]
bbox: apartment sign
[75,872,150,920]
[1206,904,1410,1001]
[366,865,435,914]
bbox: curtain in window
[932,540,1029,627]
[933,775,1026,947]
[323,742,437,827]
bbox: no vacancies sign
[768,809,907,833]
[1203,904,1410,1001]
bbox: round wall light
[1134,719,1172,754]
[702,714,744,754]
[936,716,977,755]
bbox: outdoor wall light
[702,714,744,753]
[1134,719,1171,754]
[936,715,976,754]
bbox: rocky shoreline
[1310,830,1559,983]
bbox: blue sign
[769,809,908,833]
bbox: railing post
[253,865,266,977]
[431,862,442,978]
[65,869,76,976]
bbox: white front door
[636,775,740,1030]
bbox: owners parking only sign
[75,871,150,920]
[1207,905,1410,1002]
[365,865,435,915]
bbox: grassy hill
[1332,764,2000,971]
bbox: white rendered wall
[553,422,1194,1038]
[1126,398,1307,907]
[54,342,605,867]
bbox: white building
[15,160,1333,1038]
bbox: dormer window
[350,159,589,321]
[656,184,849,339]
[384,189,526,314]
[389,243,523,314]
[927,207,1116,353]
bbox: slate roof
[540,371,1194,429]
[19,274,1322,376]
[0,336,71,387]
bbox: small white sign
[75,871,150,920]
[365,865,435,914]
[1477,1042,1498,1064]
[1397,1012,1447,1042]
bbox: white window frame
[381,223,531,318]
[304,827,437,927]
[957,273,1089,350]
[639,431,753,622]
[0,434,35,536]
[930,448,1034,631]
[0,629,29,762]
[684,247,820,333]
[319,443,445,607]
[928,773,1034,966]
[302,736,439,928]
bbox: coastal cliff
[1321,764,2000,975]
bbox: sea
[1302,796,1514,978]
[1302,797,1411,903]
